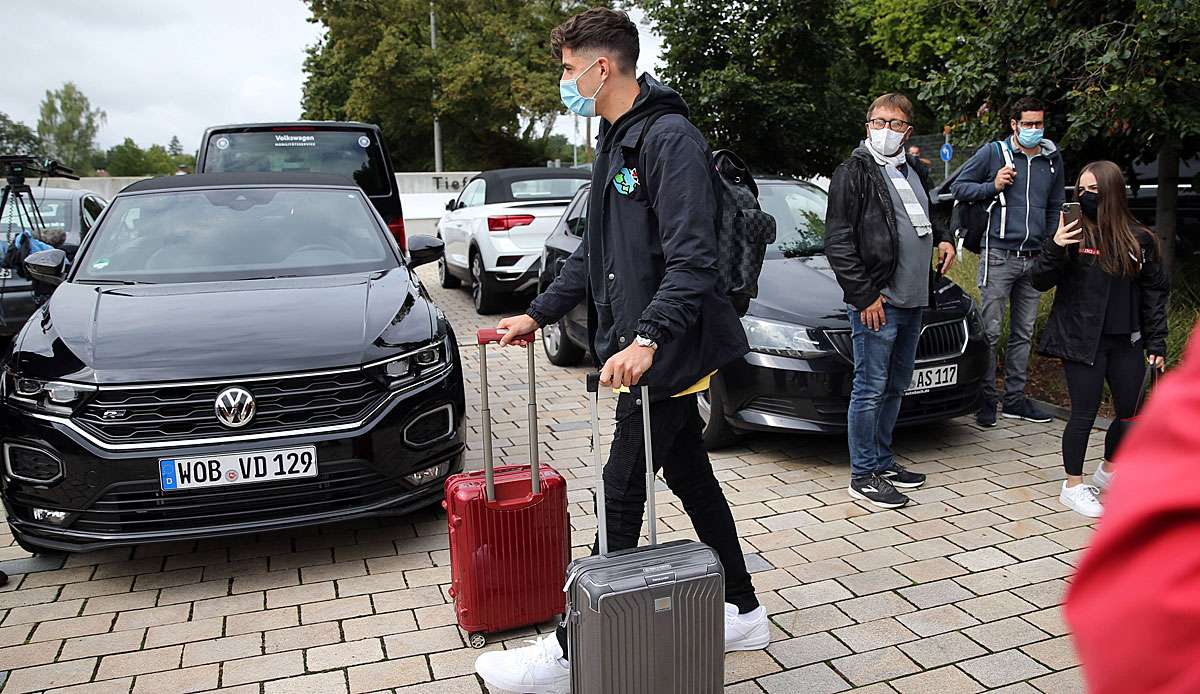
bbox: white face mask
[868,127,906,157]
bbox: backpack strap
[996,140,1012,240]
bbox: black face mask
[1079,191,1100,221]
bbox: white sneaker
[725,603,770,652]
[474,634,570,694]
[1093,463,1114,491]
[1060,482,1103,518]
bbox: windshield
[202,130,392,196]
[758,182,828,258]
[509,178,588,200]
[74,188,396,284]
[1,197,70,234]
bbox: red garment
[1066,323,1200,694]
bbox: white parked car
[436,167,589,313]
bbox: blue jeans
[847,304,924,479]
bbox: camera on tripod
[1,154,80,284]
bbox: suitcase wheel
[469,632,487,649]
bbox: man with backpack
[824,93,957,509]
[952,97,1066,427]
[473,8,767,693]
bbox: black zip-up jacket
[526,75,748,396]
[1031,228,1169,364]
[823,146,952,311]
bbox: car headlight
[366,338,449,389]
[740,316,830,358]
[3,369,93,414]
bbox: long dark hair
[1076,160,1147,278]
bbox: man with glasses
[825,93,957,509]
[952,97,1066,427]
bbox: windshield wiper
[79,279,154,285]
[242,274,300,281]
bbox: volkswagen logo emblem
[214,387,256,428]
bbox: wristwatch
[634,334,658,351]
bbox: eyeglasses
[866,118,911,132]
[1018,120,1045,129]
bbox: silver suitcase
[565,375,724,694]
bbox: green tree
[302,0,596,170]
[144,144,177,175]
[36,82,106,174]
[0,113,43,156]
[631,0,864,177]
[105,138,147,176]
[167,135,184,157]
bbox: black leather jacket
[1031,228,1169,364]
[823,146,952,310]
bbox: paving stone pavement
[0,265,1107,693]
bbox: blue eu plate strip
[160,460,178,490]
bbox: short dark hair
[867,93,914,122]
[551,8,639,75]
[1011,97,1046,122]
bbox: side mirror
[24,249,68,286]
[445,199,457,212]
[406,234,444,268]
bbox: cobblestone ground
[0,265,1103,693]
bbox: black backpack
[952,141,1012,254]
[635,115,776,315]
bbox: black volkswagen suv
[1,173,465,552]
[539,180,988,448]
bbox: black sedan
[0,187,108,337]
[1,173,465,552]
[538,179,988,448]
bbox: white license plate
[159,446,317,491]
[906,364,958,395]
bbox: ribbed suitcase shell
[566,379,725,693]
[443,330,570,644]
[444,463,569,636]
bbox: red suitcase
[444,328,570,649]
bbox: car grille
[750,385,978,423]
[74,371,389,444]
[823,319,968,363]
[58,459,422,535]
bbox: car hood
[13,269,438,384]
[746,255,974,329]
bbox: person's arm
[526,237,587,328]
[1030,212,1079,291]
[951,145,1000,202]
[1138,232,1170,358]
[633,131,719,346]
[823,162,878,311]
[1045,152,1066,236]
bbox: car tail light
[487,215,536,232]
[387,218,407,251]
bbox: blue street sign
[939,143,954,162]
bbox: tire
[697,385,741,451]
[542,319,584,366]
[438,252,461,289]
[470,250,504,314]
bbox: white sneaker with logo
[1093,463,1114,491]
[474,634,570,694]
[725,603,770,652]
[1060,482,1103,518]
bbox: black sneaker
[976,400,997,428]
[879,463,926,489]
[848,475,910,509]
[1002,398,1053,423]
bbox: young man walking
[952,97,1066,426]
[824,93,957,509]
[473,8,767,693]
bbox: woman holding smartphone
[1031,160,1169,518]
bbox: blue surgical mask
[560,59,605,117]
[1018,127,1044,148]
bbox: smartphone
[1062,202,1082,226]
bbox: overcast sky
[4,2,662,158]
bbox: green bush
[947,252,1200,367]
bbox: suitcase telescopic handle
[476,328,540,502]
[588,375,656,554]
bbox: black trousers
[1062,335,1146,477]
[556,392,759,658]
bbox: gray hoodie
[951,137,1066,252]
